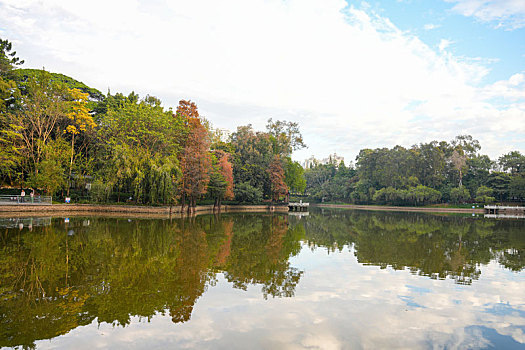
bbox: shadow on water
[0,209,523,348]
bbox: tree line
[1,37,523,207]
[0,38,306,208]
[304,135,525,205]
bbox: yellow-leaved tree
[65,88,96,196]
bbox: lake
[0,209,524,349]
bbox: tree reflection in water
[296,209,524,284]
[0,210,523,348]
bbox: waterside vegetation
[1,38,523,208]
[303,135,524,206]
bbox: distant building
[302,155,318,169]
[302,153,344,169]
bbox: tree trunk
[67,134,74,196]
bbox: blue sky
[1,0,524,162]
[367,0,525,84]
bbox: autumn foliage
[219,152,234,200]
[267,155,288,201]
[178,101,211,209]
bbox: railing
[0,195,53,205]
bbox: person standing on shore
[20,189,25,203]
[30,190,34,203]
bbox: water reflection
[0,210,523,349]
[0,214,303,348]
[299,209,524,281]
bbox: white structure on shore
[301,153,344,169]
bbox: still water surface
[0,209,524,349]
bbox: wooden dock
[484,205,525,215]
[288,202,309,212]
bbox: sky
[1,0,524,164]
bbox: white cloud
[0,0,523,161]
[446,0,525,29]
[424,23,441,30]
[438,38,453,51]
[482,72,525,101]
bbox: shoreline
[0,203,488,218]
[314,203,484,214]
[0,203,288,218]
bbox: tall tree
[0,37,24,78]
[11,70,69,181]
[0,37,24,182]
[97,93,183,204]
[267,155,288,201]
[266,118,306,157]
[207,150,234,208]
[450,149,467,187]
[284,158,306,194]
[499,151,525,174]
[64,88,96,195]
[450,135,481,158]
[179,106,211,210]
[230,125,273,196]
[219,152,234,201]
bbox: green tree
[234,182,263,203]
[230,125,273,197]
[487,172,511,201]
[284,159,306,194]
[266,118,306,157]
[475,186,495,203]
[450,186,470,204]
[97,93,183,204]
[10,70,69,184]
[509,175,525,200]
[414,142,445,188]
[0,38,24,183]
[406,185,441,205]
[207,150,234,208]
[463,155,493,196]
[499,151,525,174]
[27,138,69,194]
[0,37,24,78]
[450,134,481,158]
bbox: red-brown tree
[219,152,234,201]
[267,155,288,201]
[178,101,211,211]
